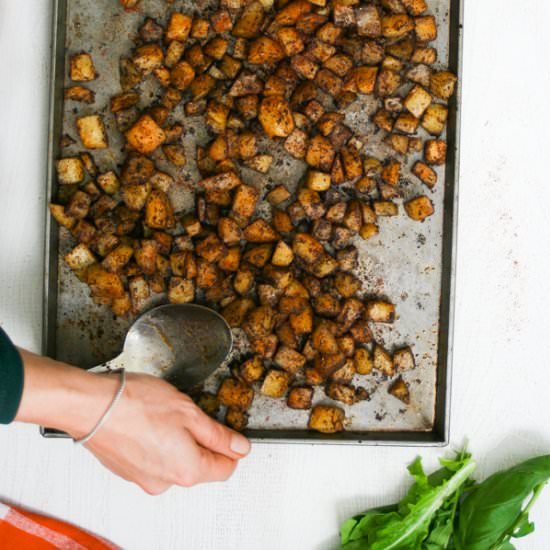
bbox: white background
[1,1,550,549]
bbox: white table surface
[1,1,550,549]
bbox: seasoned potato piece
[394,112,419,134]
[373,109,394,132]
[64,243,96,271]
[298,188,326,220]
[366,300,395,323]
[191,17,209,39]
[251,334,278,359]
[336,247,358,272]
[70,53,97,81]
[287,386,313,409]
[88,265,126,299]
[425,139,447,165]
[334,272,360,299]
[170,61,195,91]
[356,5,381,37]
[132,44,164,74]
[405,195,434,221]
[204,37,229,61]
[393,346,415,372]
[293,233,324,263]
[200,171,242,192]
[145,189,175,229]
[243,219,279,242]
[277,27,304,57]
[312,322,339,354]
[272,209,294,234]
[244,155,273,173]
[305,135,335,172]
[306,171,331,192]
[308,405,345,433]
[354,347,373,375]
[275,0,311,25]
[167,277,195,304]
[373,344,394,376]
[166,12,192,42]
[313,293,340,318]
[243,305,276,340]
[402,0,427,15]
[415,15,437,42]
[376,69,401,97]
[218,217,242,245]
[266,185,291,206]
[197,392,219,417]
[261,369,291,398]
[239,356,265,383]
[381,14,413,38]
[206,101,230,134]
[355,66,378,94]
[76,115,108,149]
[243,244,273,267]
[49,204,76,230]
[274,346,306,373]
[389,377,410,404]
[56,157,85,184]
[412,162,436,189]
[350,320,373,344]
[218,378,254,410]
[272,240,294,266]
[125,115,165,155]
[387,133,410,154]
[403,84,432,118]
[102,245,134,273]
[225,409,248,431]
[233,268,254,296]
[233,1,264,38]
[381,159,401,186]
[373,200,398,217]
[326,382,355,405]
[259,96,295,138]
[248,37,285,65]
[196,234,227,263]
[430,71,457,100]
[289,305,313,334]
[336,298,364,333]
[65,85,95,104]
[222,297,255,327]
[229,184,259,227]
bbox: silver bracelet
[74,368,126,446]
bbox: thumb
[186,407,251,459]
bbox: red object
[0,503,119,549]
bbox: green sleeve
[0,327,24,424]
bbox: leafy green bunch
[339,451,550,550]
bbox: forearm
[15,349,119,439]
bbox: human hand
[16,350,251,494]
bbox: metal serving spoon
[90,303,233,391]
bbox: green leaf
[511,515,535,539]
[340,506,398,546]
[455,455,550,550]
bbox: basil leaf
[511,515,535,539]
[455,455,550,550]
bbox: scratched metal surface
[44,0,461,442]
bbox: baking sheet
[43,0,462,444]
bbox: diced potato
[277,27,304,57]
[394,112,419,134]
[405,195,434,221]
[336,247,358,272]
[365,300,395,323]
[403,84,432,118]
[248,37,285,65]
[350,320,373,343]
[102,245,134,273]
[293,233,324,264]
[111,293,132,317]
[358,220,378,242]
[412,161,437,189]
[373,344,394,376]
[305,135,335,172]
[244,155,273,173]
[389,377,410,404]
[200,171,242,192]
[64,243,96,271]
[402,0,427,15]
[167,276,195,304]
[49,204,76,229]
[305,171,331,192]
[415,15,437,42]
[217,378,254,411]
[243,244,273,267]
[132,44,164,73]
[266,185,291,206]
[412,46,437,65]
[271,240,294,267]
[430,71,458,100]
[191,17,210,39]
[289,305,314,334]
[274,346,306,373]
[393,346,415,372]
[69,53,97,81]
[373,200,398,217]
[96,171,120,195]
[222,297,255,327]
[243,219,279,242]
[196,234,227,263]
[145,189,175,229]
[170,61,195,91]
[308,405,345,433]
[376,69,401,97]
[312,322,339,354]
[250,334,278,359]
[287,386,313,409]
[237,356,264,384]
[76,115,108,149]
[225,409,248,431]
[381,14,414,38]
[373,109,394,132]
[326,382,355,405]
[261,369,291,398]
[354,347,373,375]
[316,22,342,44]
[275,0,312,25]
[336,298,364,333]
[64,85,95,104]
[56,157,85,184]
[381,159,401,186]
[88,265,126,299]
[233,1,264,38]
[166,12,192,42]
[425,139,447,165]
[387,133,409,154]
[259,96,295,138]
[355,66,378,94]
[272,209,293,234]
[333,4,356,27]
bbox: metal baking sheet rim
[41,0,463,446]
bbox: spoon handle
[88,353,126,374]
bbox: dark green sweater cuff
[0,327,24,424]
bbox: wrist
[15,350,119,439]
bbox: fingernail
[231,433,251,456]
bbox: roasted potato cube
[354,66,378,95]
[315,69,343,97]
[64,243,96,271]
[135,240,158,276]
[145,189,174,229]
[387,133,410,154]
[316,22,342,44]
[222,297,255,327]
[170,60,195,92]
[219,246,242,272]
[290,55,318,81]
[166,12,192,42]
[238,356,264,384]
[49,204,76,230]
[218,217,242,245]
[404,84,432,118]
[393,346,415,372]
[336,246,358,272]
[163,144,186,167]
[424,139,447,165]
[349,320,373,344]
[355,4,380,37]
[376,69,401,97]
[272,209,294,234]
[132,44,164,74]
[261,369,291,398]
[94,171,119,195]
[101,244,133,274]
[189,17,209,38]
[228,185,258,228]
[56,157,84,185]
[289,305,313,335]
[69,53,96,81]
[354,347,373,375]
[243,244,273,267]
[405,195,434,221]
[275,0,312,25]
[210,10,232,32]
[373,109,394,132]
[111,292,131,317]
[366,300,395,323]
[326,382,355,405]
[334,272,360,299]
[243,219,279,243]
[336,336,354,358]
[277,27,304,57]
[76,115,107,149]
[125,115,165,155]
[166,277,194,304]
[64,85,95,104]
[232,1,264,38]
[244,155,273,174]
[358,223,378,240]
[389,377,410,404]
[197,258,220,288]
[381,14,413,38]
[373,344,394,376]
[196,233,227,263]
[88,265,126,299]
[402,0,427,14]
[247,36,285,65]
[373,200,398,217]
[243,305,276,340]
[336,298,364,333]
[233,268,254,296]
[305,135,335,172]
[64,191,90,219]
[206,101,230,134]
[394,112,419,134]
[281,129,307,159]
[225,409,248,431]
[266,185,291,206]
[259,96,295,138]
[413,161,437,189]
[293,233,323,264]
[197,392,219,417]
[430,71,457,100]
[270,240,293,267]
[218,378,254,410]
[415,15,437,42]
[287,386,313,409]
[312,322,339,354]
[204,37,229,61]
[274,346,306,374]
[251,334,278,359]
[309,405,345,433]
[304,170,330,192]
[411,46,436,65]
[381,159,401,186]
